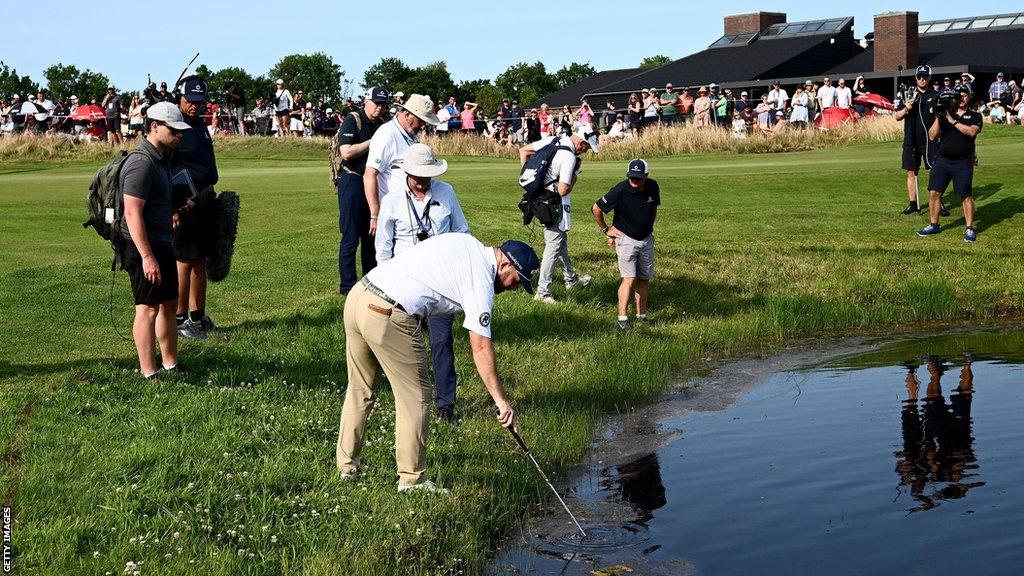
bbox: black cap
[511,99,518,104]
[626,158,649,179]
[499,240,540,294]
[182,77,209,103]
[915,65,932,78]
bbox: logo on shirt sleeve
[479,313,491,327]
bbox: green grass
[2,127,1024,575]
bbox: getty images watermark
[2,505,11,574]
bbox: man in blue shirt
[988,72,1009,104]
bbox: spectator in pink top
[460,101,478,132]
[577,100,594,131]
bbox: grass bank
[2,131,1023,575]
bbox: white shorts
[615,234,655,280]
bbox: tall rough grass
[423,116,903,160]
[2,117,901,166]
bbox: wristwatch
[601,226,609,234]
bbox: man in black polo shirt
[592,159,661,329]
[336,86,389,294]
[895,65,940,216]
[119,102,190,377]
[172,76,221,339]
[917,85,982,243]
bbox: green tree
[269,52,344,103]
[362,57,412,91]
[474,84,506,115]
[0,61,39,100]
[555,62,596,89]
[43,64,110,102]
[495,62,557,103]
[455,78,491,104]
[639,55,673,69]
[397,61,456,103]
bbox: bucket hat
[400,143,448,177]
[400,94,439,125]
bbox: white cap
[12,94,19,99]
[325,107,333,113]
[70,95,79,100]
[276,79,284,85]
[400,143,448,177]
[146,101,191,130]
[394,91,405,98]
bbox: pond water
[488,328,1024,576]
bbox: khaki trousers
[336,282,431,486]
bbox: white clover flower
[93,551,101,559]
[270,535,278,543]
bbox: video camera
[932,90,958,114]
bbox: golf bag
[207,190,240,282]
[517,139,572,226]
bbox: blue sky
[2,1,1009,95]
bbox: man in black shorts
[102,85,123,145]
[894,65,940,216]
[171,76,221,339]
[917,85,982,243]
[119,102,190,378]
[592,159,661,330]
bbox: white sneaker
[397,479,449,495]
[339,471,363,481]
[533,293,557,304]
[566,274,592,290]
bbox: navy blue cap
[366,86,390,104]
[499,240,540,294]
[915,65,932,78]
[627,158,649,179]
[954,84,972,95]
[182,77,208,102]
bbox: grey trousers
[537,226,579,296]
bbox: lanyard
[405,191,433,236]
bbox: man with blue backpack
[518,130,599,303]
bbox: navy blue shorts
[902,144,936,172]
[927,156,974,199]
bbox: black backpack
[517,138,573,226]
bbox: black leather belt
[360,277,408,313]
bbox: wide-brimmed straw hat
[399,94,439,125]
[400,143,448,177]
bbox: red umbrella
[853,93,895,112]
[815,107,858,129]
[70,104,105,121]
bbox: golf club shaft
[508,427,587,537]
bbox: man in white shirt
[835,78,853,110]
[336,233,540,493]
[817,76,836,110]
[767,81,789,116]
[364,93,439,235]
[518,130,599,303]
[376,144,469,423]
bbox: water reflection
[601,453,667,526]
[895,356,984,513]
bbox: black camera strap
[405,191,433,238]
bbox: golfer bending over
[336,233,540,493]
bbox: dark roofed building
[543,10,1024,111]
[582,13,865,108]
[528,67,645,109]
[829,11,1024,89]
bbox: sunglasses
[158,121,182,136]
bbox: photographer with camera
[374,144,469,423]
[222,79,247,136]
[895,65,940,216]
[916,85,982,243]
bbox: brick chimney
[874,12,919,72]
[724,12,786,36]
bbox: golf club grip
[508,427,531,454]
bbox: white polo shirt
[375,179,470,262]
[835,86,852,109]
[365,233,498,338]
[768,88,788,110]
[530,135,579,231]
[818,85,836,108]
[367,117,418,199]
